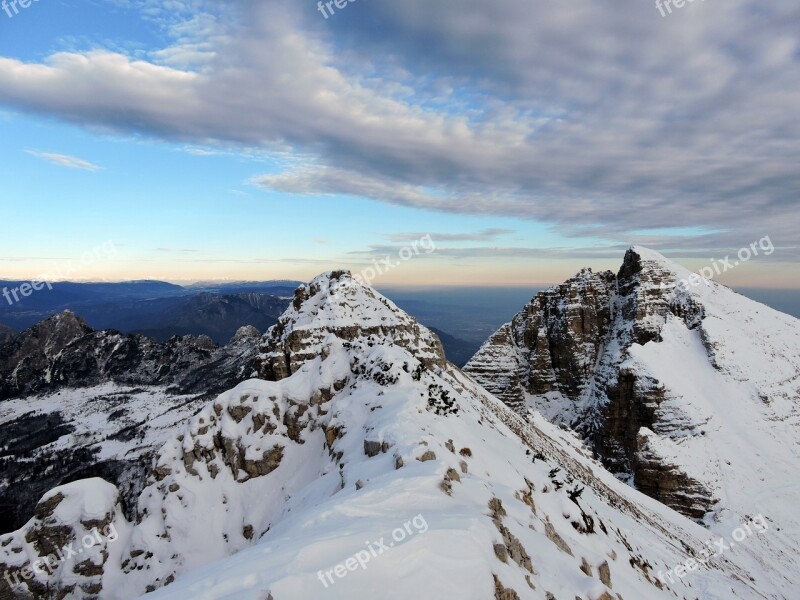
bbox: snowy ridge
[0,268,795,599]
[465,246,800,594]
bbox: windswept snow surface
[624,248,800,589]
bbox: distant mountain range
[4,278,795,371]
[0,279,477,366]
[0,280,301,343]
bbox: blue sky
[0,111,582,284]
[0,1,798,287]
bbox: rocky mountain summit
[466,247,800,573]
[464,266,616,414]
[255,270,446,380]
[1,270,793,600]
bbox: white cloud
[26,150,102,171]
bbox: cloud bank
[1,0,798,256]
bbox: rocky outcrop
[255,270,446,381]
[464,248,741,519]
[0,323,14,347]
[633,429,713,520]
[458,323,526,410]
[0,479,128,600]
[0,313,262,400]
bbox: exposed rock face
[0,311,93,399]
[0,323,14,347]
[255,270,446,380]
[464,268,615,412]
[0,319,264,535]
[459,323,524,410]
[0,312,262,400]
[466,247,800,523]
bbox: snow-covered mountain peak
[622,245,736,307]
[465,246,800,591]
[621,246,709,294]
[274,270,423,332]
[626,245,680,267]
[255,271,446,380]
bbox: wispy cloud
[385,229,514,243]
[155,247,198,254]
[26,150,102,172]
[349,244,629,261]
[183,147,220,156]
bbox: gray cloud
[351,243,800,264]
[0,0,798,257]
[349,244,629,262]
[384,229,514,243]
